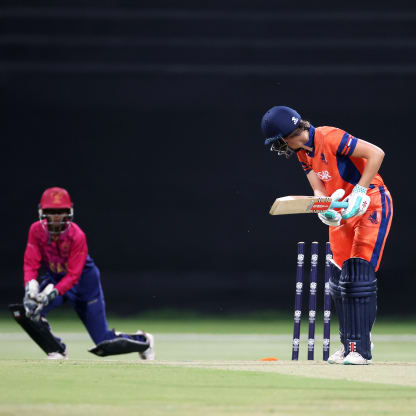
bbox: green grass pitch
[1,312,415,415]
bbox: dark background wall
[1,1,414,314]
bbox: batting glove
[341,185,370,220]
[318,189,345,227]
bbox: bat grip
[330,201,348,209]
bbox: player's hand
[33,284,59,316]
[318,189,344,226]
[23,280,40,318]
[341,185,370,219]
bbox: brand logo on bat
[309,202,331,211]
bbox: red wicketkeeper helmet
[39,187,74,235]
[40,187,73,209]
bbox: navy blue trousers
[40,265,120,345]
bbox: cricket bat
[269,196,348,215]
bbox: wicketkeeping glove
[341,185,370,219]
[33,283,59,316]
[318,189,345,226]
[23,280,40,319]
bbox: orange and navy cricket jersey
[297,126,393,271]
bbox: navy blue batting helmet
[261,106,302,142]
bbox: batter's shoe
[327,345,345,364]
[139,332,155,360]
[343,351,372,365]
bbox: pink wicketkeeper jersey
[24,221,89,295]
[297,126,385,195]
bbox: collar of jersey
[305,125,315,157]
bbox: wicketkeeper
[262,106,393,365]
[10,187,154,360]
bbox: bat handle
[330,201,348,209]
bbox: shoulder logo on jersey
[320,153,328,165]
[316,171,332,181]
[368,211,378,224]
[291,116,299,124]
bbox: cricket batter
[13,187,155,360]
[261,106,393,365]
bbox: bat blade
[269,196,334,215]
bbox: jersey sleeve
[54,231,88,295]
[326,128,358,157]
[297,151,312,174]
[23,224,42,285]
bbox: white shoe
[327,345,345,364]
[47,352,67,360]
[343,351,372,365]
[139,332,155,361]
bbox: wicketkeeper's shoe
[327,344,345,364]
[343,351,372,365]
[139,332,155,361]
[47,351,67,360]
